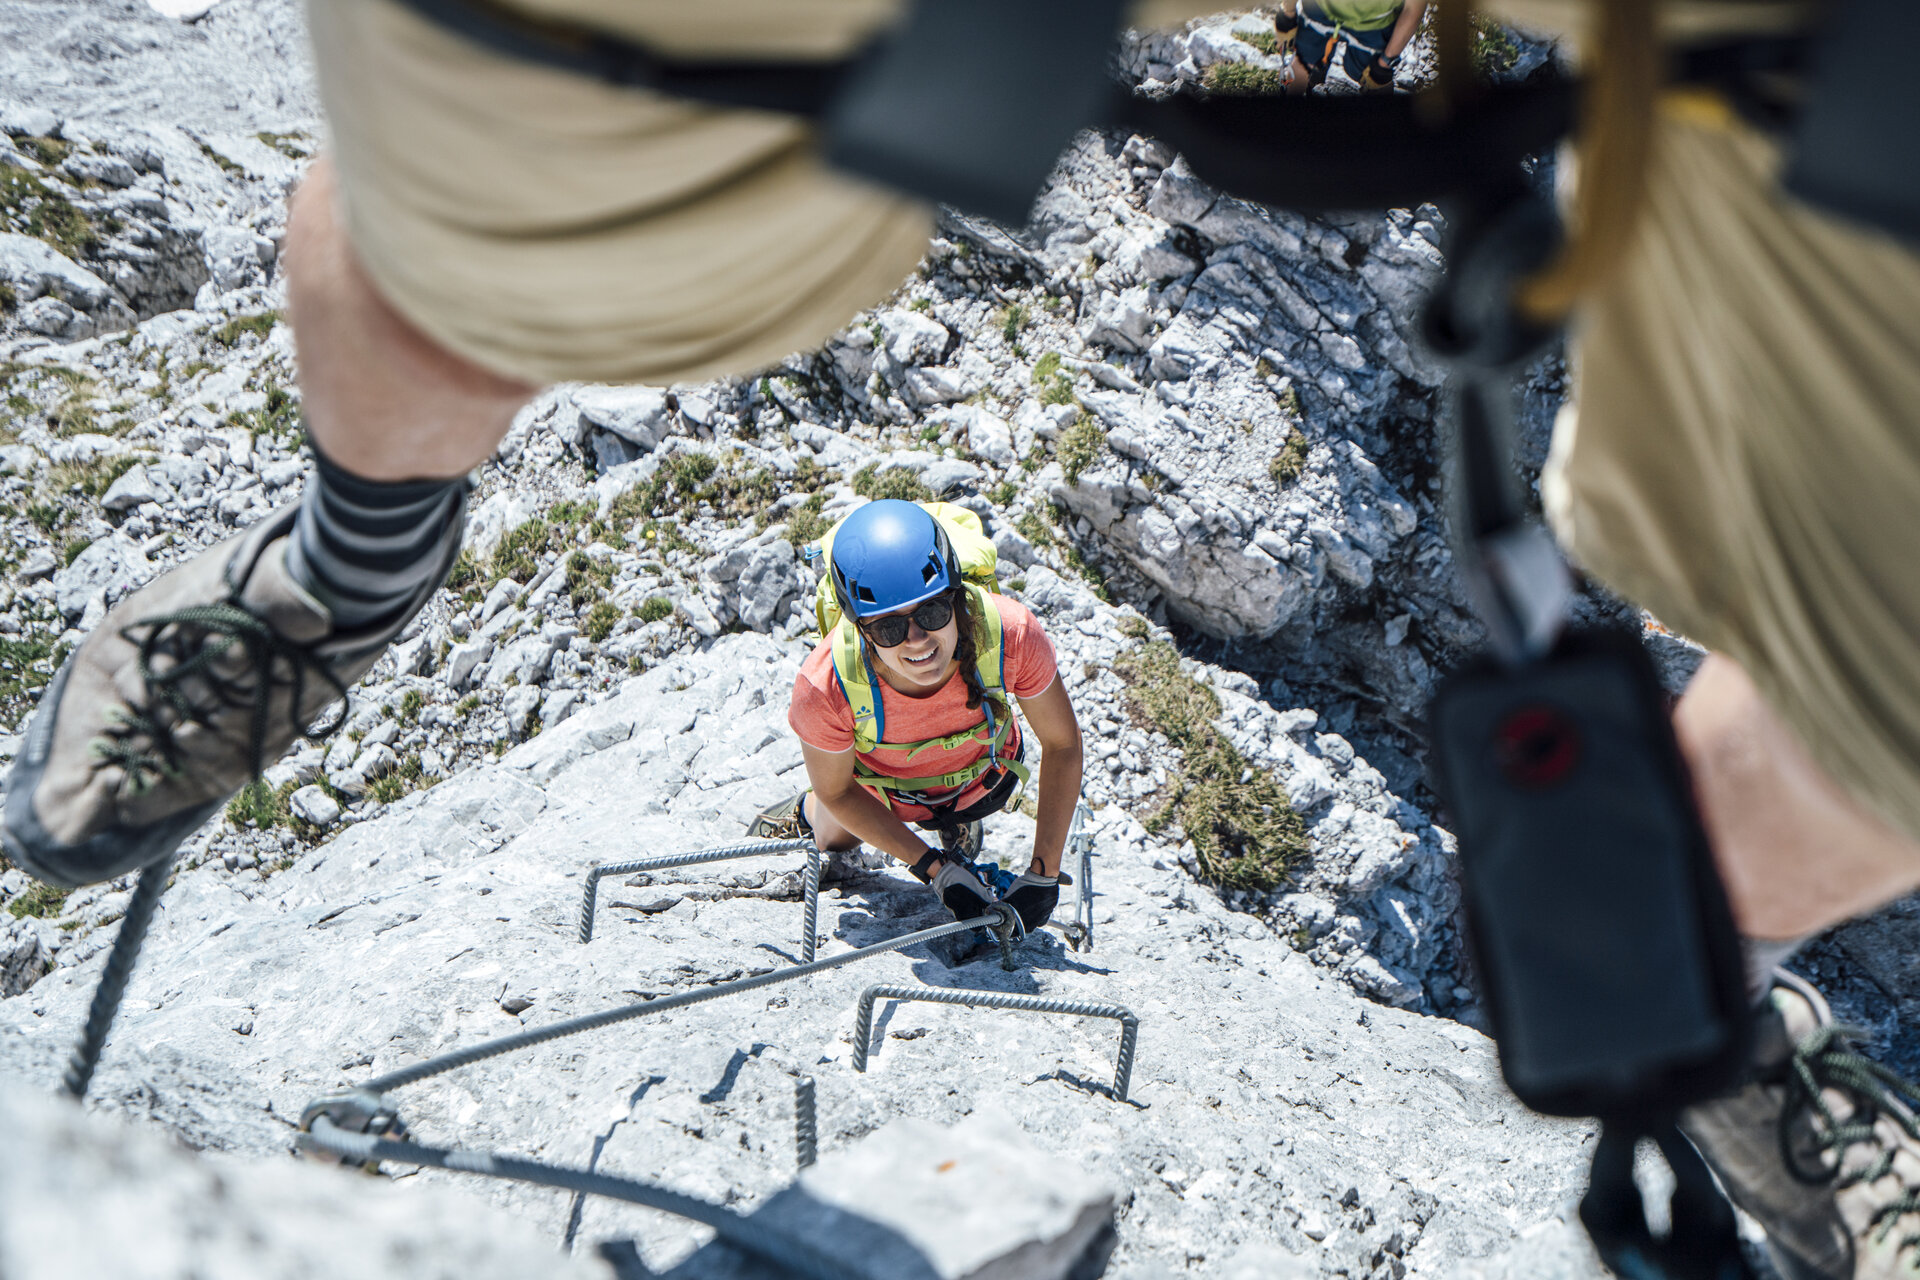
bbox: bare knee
[802,793,862,854]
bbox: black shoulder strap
[376,0,1575,221]
[379,0,860,115]
[1784,0,1920,243]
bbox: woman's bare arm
[1017,678,1084,877]
[801,740,935,866]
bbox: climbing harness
[824,586,1031,803]
[851,984,1140,1104]
[577,837,821,954]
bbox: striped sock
[283,448,467,630]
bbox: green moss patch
[1269,431,1309,487]
[1056,416,1105,484]
[1115,641,1309,891]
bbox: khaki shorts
[1541,109,1920,844]
[304,0,1219,388]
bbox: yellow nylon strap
[831,619,881,755]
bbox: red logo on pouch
[1494,705,1581,788]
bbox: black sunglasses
[858,594,957,648]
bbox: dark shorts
[1297,4,1392,86]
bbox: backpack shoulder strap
[829,620,883,754]
[967,583,1006,697]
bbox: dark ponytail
[950,586,1009,722]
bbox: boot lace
[1781,1024,1920,1254]
[90,601,350,795]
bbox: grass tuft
[213,310,281,347]
[1114,641,1308,891]
[6,881,69,920]
[1056,416,1105,484]
[1204,61,1281,95]
[226,779,291,829]
[1269,431,1310,488]
[851,462,935,504]
[1473,16,1521,77]
[584,599,621,642]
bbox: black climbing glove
[1001,872,1059,934]
[1361,53,1396,92]
[930,858,996,923]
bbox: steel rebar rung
[793,1074,818,1170]
[851,984,1139,1102]
[358,911,1004,1094]
[579,839,820,961]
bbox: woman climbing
[748,499,1084,940]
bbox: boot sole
[2,655,223,889]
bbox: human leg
[1534,108,1920,1276]
[283,158,535,482]
[1675,654,1920,945]
[0,156,528,888]
[800,793,863,854]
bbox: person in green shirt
[1274,0,1427,93]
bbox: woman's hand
[1001,872,1059,933]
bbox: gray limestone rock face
[0,918,53,998]
[51,535,150,619]
[18,294,90,339]
[0,635,1600,1279]
[0,231,115,312]
[100,461,163,511]
[575,385,674,451]
[675,1113,1116,1280]
[289,784,340,828]
[201,224,275,292]
[0,1079,604,1280]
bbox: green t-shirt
[1313,0,1403,32]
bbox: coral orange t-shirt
[788,593,1059,819]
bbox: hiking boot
[746,793,812,842]
[3,500,460,889]
[937,820,983,864]
[1680,969,1920,1279]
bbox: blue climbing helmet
[828,499,958,621]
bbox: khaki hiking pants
[304,0,1221,388]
